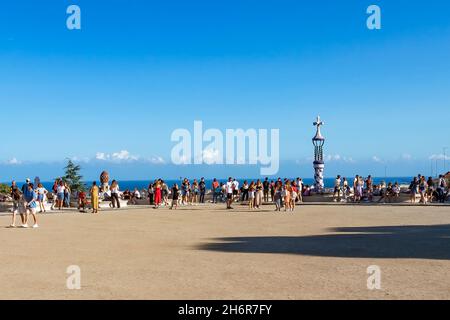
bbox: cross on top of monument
[312,115,325,141]
[313,115,324,128]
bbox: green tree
[0,183,10,195]
[62,159,85,192]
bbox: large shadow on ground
[197,224,450,260]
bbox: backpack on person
[12,188,22,201]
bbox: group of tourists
[147,177,305,212]
[6,173,449,227]
[9,179,40,228]
[408,174,448,204]
[331,174,449,204]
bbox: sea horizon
[2,176,418,192]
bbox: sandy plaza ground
[0,203,449,300]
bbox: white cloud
[95,150,139,162]
[95,152,109,161]
[148,156,166,165]
[5,158,21,165]
[429,154,450,161]
[111,150,138,161]
[324,154,355,163]
[70,156,90,163]
[372,156,384,163]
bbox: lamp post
[312,116,325,192]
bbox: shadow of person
[197,224,450,260]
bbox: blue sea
[30,177,413,192]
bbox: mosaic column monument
[312,116,325,192]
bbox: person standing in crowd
[225,177,234,209]
[78,189,87,212]
[270,181,275,203]
[191,179,199,205]
[21,178,32,213]
[36,183,48,213]
[342,178,349,201]
[296,178,303,203]
[110,180,121,209]
[409,176,419,203]
[181,179,189,205]
[162,180,170,207]
[211,178,219,204]
[426,177,435,203]
[263,178,270,203]
[377,181,387,203]
[365,175,373,202]
[254,179,263,209]
[154,179,162,208]
[90,181,99,213]
[241,180,249,202]
[170,183,179,210]
[274,181,282,211]
[333,175,341,202]
[63,182,71,208]
[283,181,292,212]
[353,175,362,203]
[24,183,39,228]
[232,179,239,203]
[9,181,24,228]
[56,180,65,210]
[392,182,401,202]
[248,181,255,210]
[147,182,154,205]
[290,182,298,211]
[437,175,447,203]
[50,179,59,210]
[419,176,428,204]
[199,178,206,203]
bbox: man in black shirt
[263,178,270,202]
[199,177,206,203]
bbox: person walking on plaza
[211,178,219,204]
[56,180,65,210]
[333,175,341,202]
[90,181,99,213]
[110,180,121,209]
[36,183,48,213]
[170,183,179,210]
[9,181,24,227]
[154,180,162,208]
[23,183,39,228]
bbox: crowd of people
[143,177,306,212]
[331,174,449,204]
[5,173,449,227]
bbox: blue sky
[1,0,449,180]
